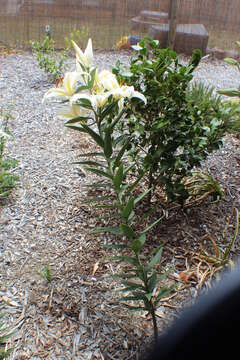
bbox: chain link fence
[0,0,239,55]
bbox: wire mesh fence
[0,0,239,54]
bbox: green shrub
[0,110,18,202]
[31,34,68,83]
[113,38,233,204]
[64,27,89,50]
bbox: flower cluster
[43,39,146,120]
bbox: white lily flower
[58,103,87,120]
[97,70,119,92]
[72,39,93,70]
[43,72,82,101]
[110,85,147,104]
[71,92,109,110]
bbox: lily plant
[43,39,173,343]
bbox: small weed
[0,109,18,203]
[39,264,52,283]
[0,313,14,359]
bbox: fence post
[168,0,178,49]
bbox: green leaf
[122,280,145,291]
[148,270,158,292]
[122,197,134,220]
[112,272,136,280]
[81,124,104,148]
[91,226,123,235]
[121,304,146,312]
[104,243,127,250]
[65,116,93,124]
[76,98,93,110]
[85,167,113,180]
[113,163,124,190]
[75,84,89,93]
[113,140,130,170]
[101,102,117,118]
[120,223,135,239]
[65,124,87,132]
[134,188,152,205]
[144,293,153,302]
[131,233,146,253]
[123,164,134,178]
[113,255,138,266]
[218,89,240,97]
[74,160,106,168]
[125,172,145,194]
[120,293,145,302]
[154,284,175,306]
[77,152,105,158]
[104,128,113,158]
[147,246,163,270]
[141,216,163,235]
[88,67,97,89]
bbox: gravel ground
[0,51,240,359]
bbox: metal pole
[168,0,178,49]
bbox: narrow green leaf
[113,163,124,190]
[125,171,145,194]
[104,128,113,158]
[122,304,146,312]
[134,188,152,205]
[101,101,117,118]
[141,216,163,235]
[76,84,89,93]
[85,167,113,180]
[131,233,146,254]
[84,180,112,189]
[154,284,175,306]
[65,116,93,125]
[120,294,145,302]
[113,140,130,170]
[122,197,134,220]
[76,98,93,110]
[88,68,97,89]
[112,272,136,280]
[65,124,87,132]
[77,152,105,158]
[74,160,106,167]
[144,293,153,302]
[147,246,163,270]
[91,226,123,235]
[104,243,127,250]
[123,164,134,178]
[112,255,138,266]
[120,223,135,239]
[148,270,158,292]
[81,124,104,148]
[122,281,145,291]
